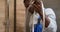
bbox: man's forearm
[45,15,50,28]
[39,12,50,28]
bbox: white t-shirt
[29,8,57,32]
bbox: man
[24,0,57,32]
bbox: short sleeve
[45,8,57,32]
[45,8,56,21]
[47,17,57,32]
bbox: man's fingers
[33,4,42,11]
[33,4,39,10]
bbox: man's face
[24,0,34,14]
[24,0,30,8]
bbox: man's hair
[24,0,42,8]
[24,0,30,8]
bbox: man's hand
[33,1,50,28]
[33,1,42,12]
[33,1,43,17]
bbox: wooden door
[0,0,14,32]
[16,0,26,32]
[0,0,5,32]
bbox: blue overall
[34,16,43,32]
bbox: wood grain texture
[16,0,25,32]
[0,0,5,32]
[9,0,14,32]
[0,0,14,32]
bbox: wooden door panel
[16,0,25,32]
[0,0,5,32]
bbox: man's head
[24,0,30,8]
[24,0,42,14]
[24,0,35,14]
[24,0,41,8]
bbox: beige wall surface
[0,0,25,32]
[16,0,25,32]
[0,0,5,32]
[0,0,14,32]
[9,0,14,32]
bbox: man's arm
[24,0,50,28]
[32,1,50,28]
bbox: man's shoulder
[45,8,56,20]
[44,8,55,15]
[45,8,54,12]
